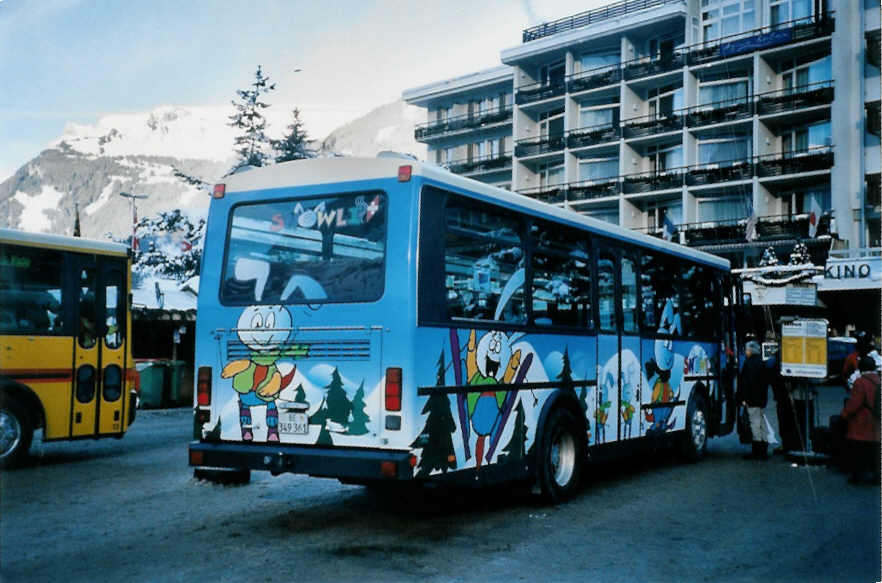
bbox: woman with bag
[737,341,770,460]
[840,356,881,484]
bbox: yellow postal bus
[0,228,138,467]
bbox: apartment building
[404,0,881,277]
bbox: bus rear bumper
[188,441,415,480]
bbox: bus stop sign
[780,319,828,378]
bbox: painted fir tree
[499,400,527,465]
[324,368,352,427]
[558,347,575,394]
[273,108,313,163]
[309,397,333,446]
[229,65,276,171]
[411,351,456,478]
[347,381,369,436]
[293,384,307,404]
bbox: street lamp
[118,191,148,251]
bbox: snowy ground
[1,387,878,583]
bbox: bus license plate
[279,412,308,435]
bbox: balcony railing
[867,101,881,137]
[567,179,621,201]
[517,184,567,204]
[683,95,754,127]
[755,146,834,177]
[522,0,682,43]
[414,106,513,140]
[755,81,835,115]
[566,122,620,149]
[622,169,685,193]
[623,53,685,80]
[867,173,881,208]
[514,134,566,157]
[676,211,834,246]
[686,159,754,186]
[566,66,622,93]
[515,81,566,105]
[445,153,513,175]
[621,112,683,139]
[867,31,881,69]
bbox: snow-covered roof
[220,157,730,270]
[402,65,513,106]
[132,276,197,314]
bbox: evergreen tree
[309,397,327,425]
[116,209,205,281]
[557,348,575,394]
[324,368,352,426]
[273,108,313,163]
[411,351,457,477]
[347,381,369,436]
[498,400,527,465]
[293,384,307,404]
[228,65,276,171]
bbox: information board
[780,319,828,378]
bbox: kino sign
[817,249,882,291]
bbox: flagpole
[118,192,148,251]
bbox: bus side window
[444,196,525,324]
[596,250,616,332]
[530,222,592,329]
[641,251,679,335]
[0,245,64,335]
[105,268,124,349]
[621,255,638,333]
[681,264,716,338]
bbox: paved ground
[1,385,879,583]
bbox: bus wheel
[193,467,251,485]
[0,396,33,469]
[681,394,708,462]
[537,408,584,503]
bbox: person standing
[737,341,769,460]
[840,356,881,484]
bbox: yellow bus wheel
[0,396,33,469]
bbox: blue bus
[188,157,737,501]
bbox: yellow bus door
[72,258,100,437]
[97,258,127,435]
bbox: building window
[697,195,750,221]
[579,105,618,128]
[770,0,812,28]
[647,85,683,119]
[539,61,565,87]
[781,55,832,92]
[539,163,565,187]
[539,108,565,139]
[579,157,619,182]
[782,121,831,154]
[702,0,756,42]
[698,137,750,166]
[579,50,619,73]
[698,78,749,106]
[647,145,683,174]
[646,202,683,231]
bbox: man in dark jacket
[840,356,880,484]
[737,341,769,459]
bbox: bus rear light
[125,367,140,393]
[380,460,397,478]
[197,366,212,407]
[212,183,226,199]
[385,367,402,411]
[397,165,412,182]
[189,450,204,466]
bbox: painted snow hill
[0,101,425,239]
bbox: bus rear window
[221,192,387,305]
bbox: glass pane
[580,52,619,71]
[105,276,122,349]
[621,257,638,333]
[530,223,592,328]
[640,253,680,335]
[579,158,619,182]
[698,139,749,165]
[579,107,614,127]
[445,199,525,323]
[597,252,616,332]
[0,245,64,335]
[78,268,97,349]
[722,15,740,36]
[222,193,387,305]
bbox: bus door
[595,248,641,444]
[71,255,128,437]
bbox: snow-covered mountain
[0,100,425,239]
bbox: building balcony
[622,170,684,194]
[517,184,567,204]
[686,160,753,186]
[514,134,566,157]
[414,107,513,141]
[566,122,620,149]
[515,81,566,105]
[566,179,620,201]
[686,13,834,67]
[680,211,834,246]
[683,97,753,128]
[621,113,683,139]
[445,153,513,175]
[867,101,881,137]
[566,66,622,94]
[521,0,682,42]
[866,173,881,208]
[755,147,833,178]
[756,82,834,116]
[622,53,685,81]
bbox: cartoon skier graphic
[450,329,531,468]
[644,298,682,434]
[221,305,307,442]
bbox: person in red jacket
[840,356,881,484]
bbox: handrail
[414,105,513,131]
[522,0,683,43]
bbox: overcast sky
[0,0,608,181]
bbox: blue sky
[0,0,602,181]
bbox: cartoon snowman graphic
[221,305,307,441]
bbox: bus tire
[681,394,708,462]
[0,395,33,469]
[537,407,584,503]
[193,467,251,485]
